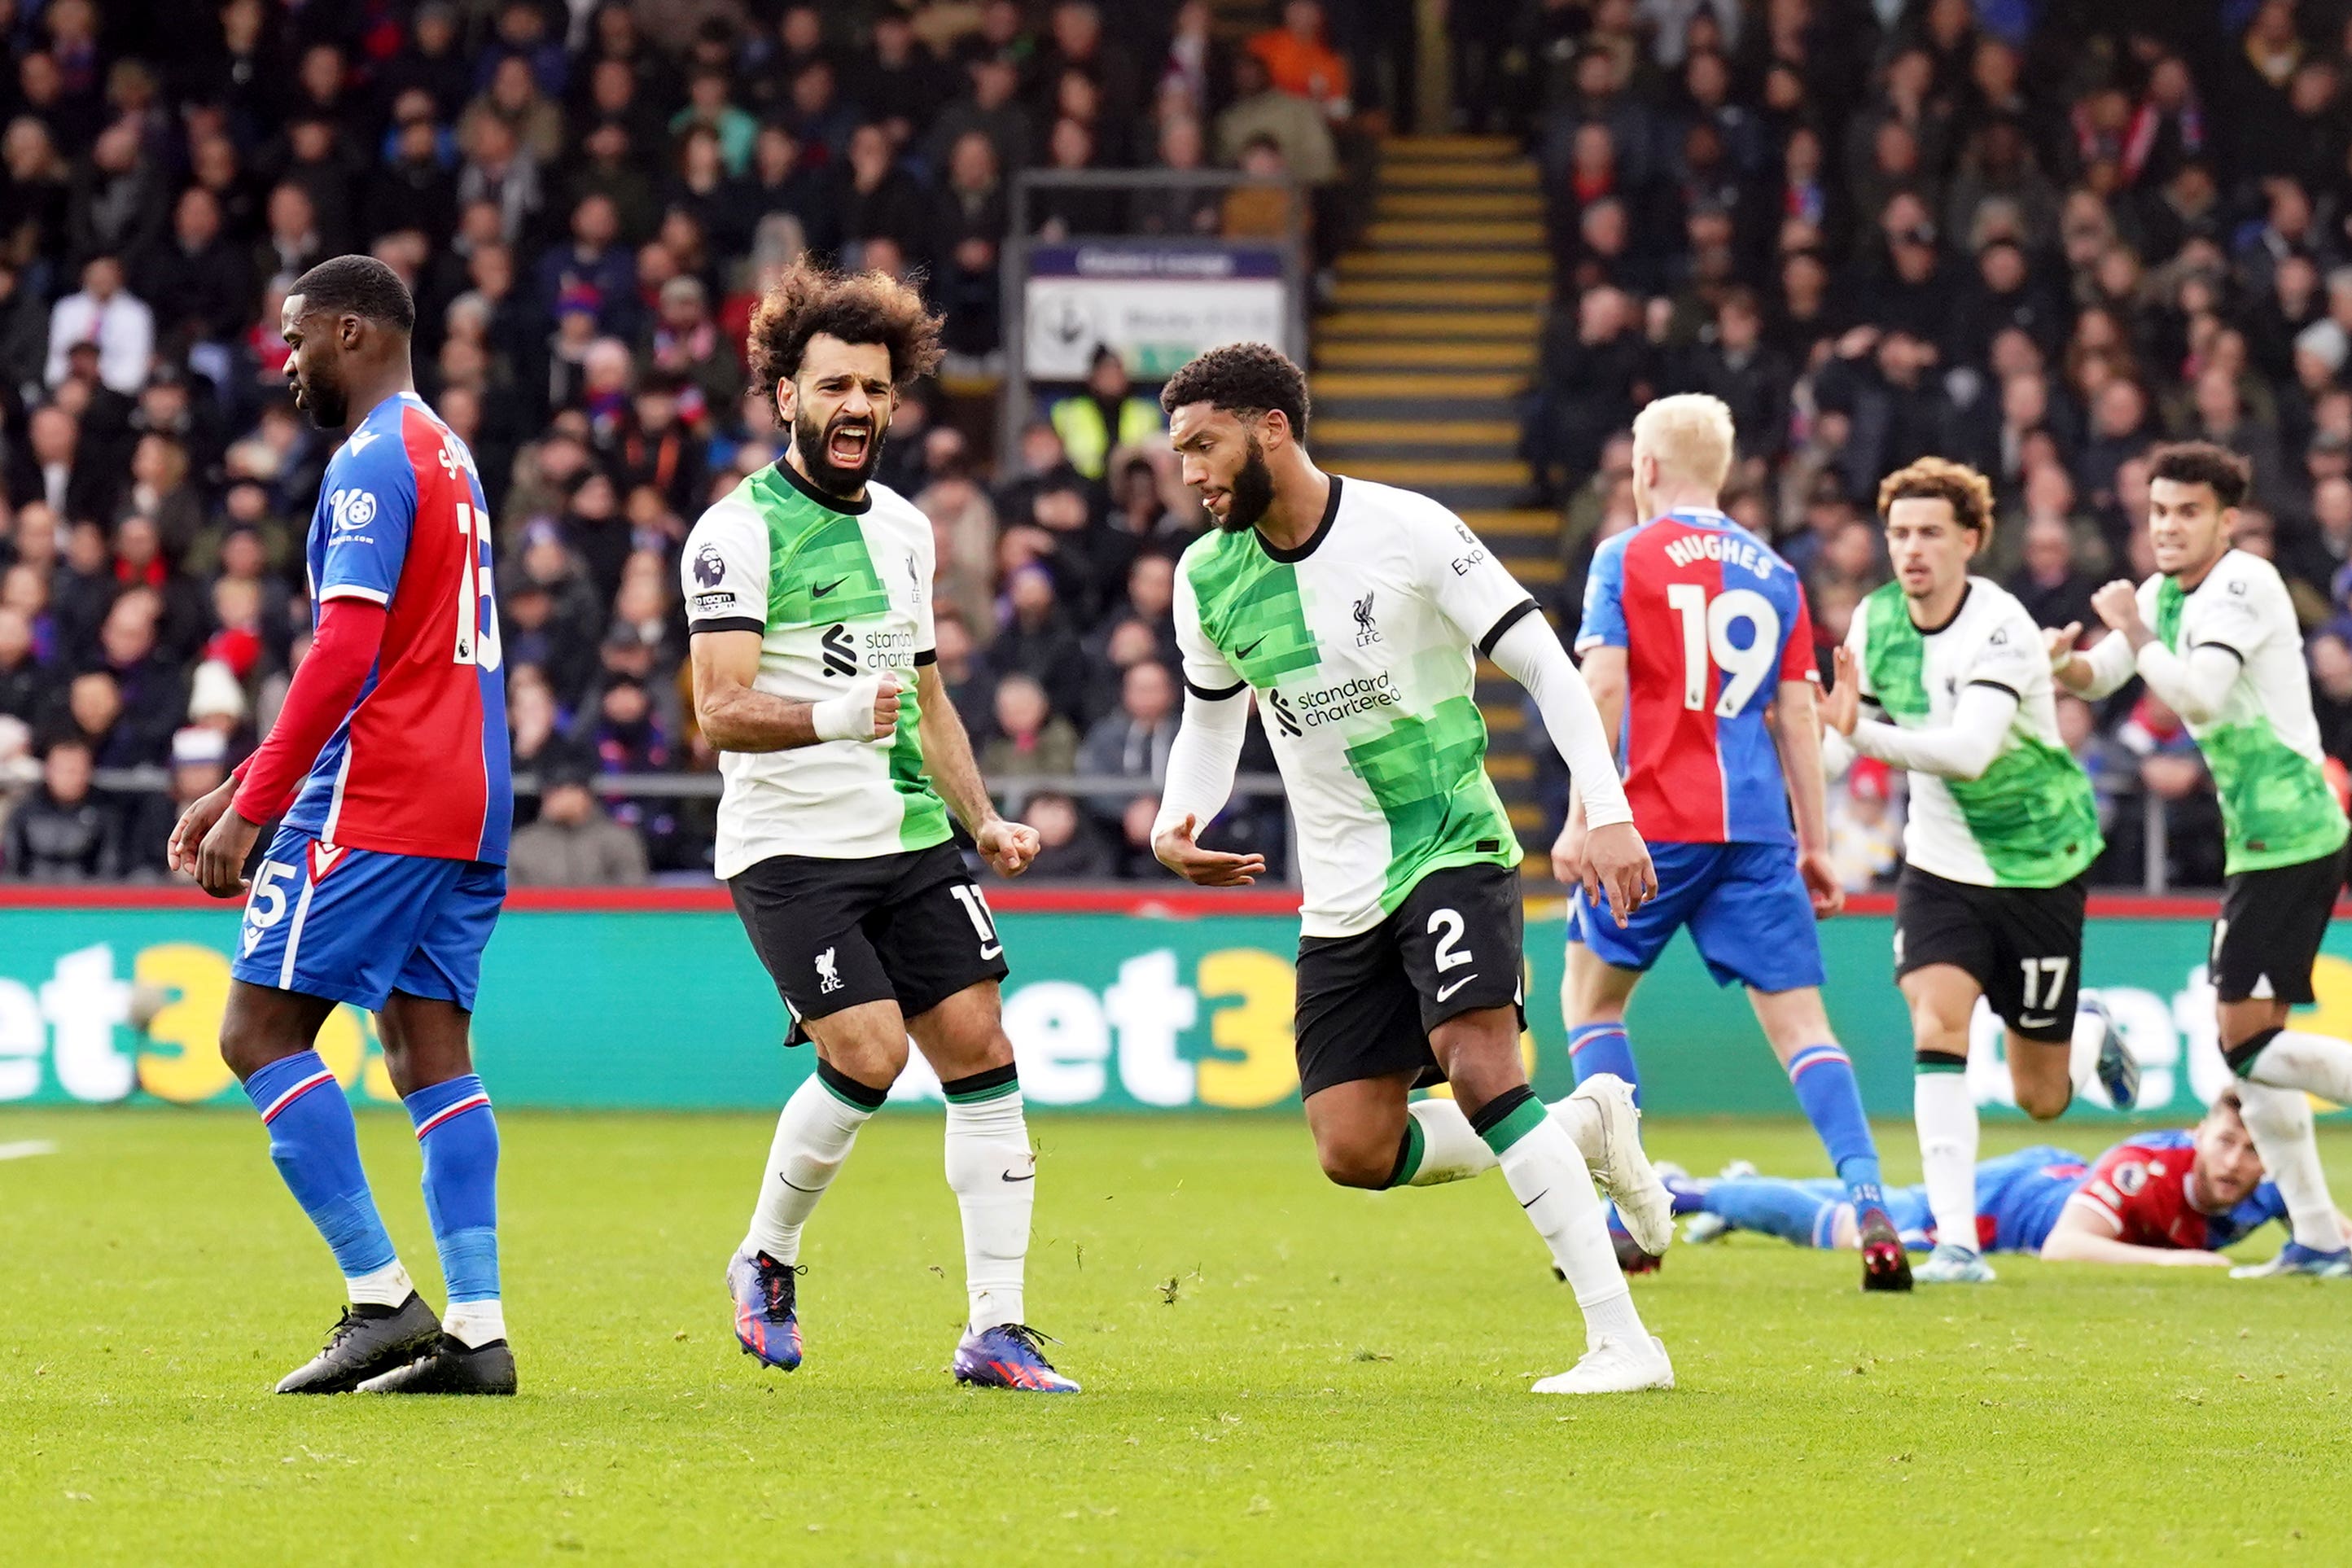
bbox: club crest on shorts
[816,946,843,994]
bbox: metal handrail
[65,765,2207,891]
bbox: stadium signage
[0,902,2343,1117]
[1024,243,1290,380]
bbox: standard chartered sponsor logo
[1281,670,1400,729]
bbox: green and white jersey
[2145,550,2347,874]
[1175,475,1531,939]
[681,461,949,876]
[1849,576,2102,888]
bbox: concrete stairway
[1311,134,1561,873]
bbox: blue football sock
[1786,1044,1885,1208]
[1662,1169,1709,1215]
[1706,1177,1843,1249]
[405,1074,501,1305]
[1568,1022,1640,1105]
[244,1051,398,1281]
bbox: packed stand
[0,0,1377,883]
[1496,0,2352,889]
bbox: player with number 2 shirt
[169,256,515,1395]
[1153,343,1680,1396]
[1554,394,1908,1290]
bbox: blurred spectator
[1022,787,1115,878]
[1216,50,1335,186]
[0,603,43,720]
[979,672,1079,778]
[1521,287,1640,506]
[2006,507,2099,634]
[1829,757,1900,892]
[116,725,229,880]
[1249,0,1351,120]
[509,765,649,886]
[44,253,150,393]
[1050,346,1163,484]
[1077,659,1177,826]
[3,737,111,879]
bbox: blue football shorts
[1568,839,1825,992]
[230,826,506,1012]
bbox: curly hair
[1158,341,1310,443]
[2148,440,2253,510]
[1877,455,1995,551]
[746,261,942,416]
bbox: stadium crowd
[2,0,2351,890]
[1506,0,2352,890]
[0,0,1362,883]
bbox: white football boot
[1531,1334,1675,1395]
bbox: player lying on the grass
[683,263,1072,1391]
[2053,440,2352,1278]
[169,256,516,1395]
[1819,457,2139,1288]
[1151,342,1678,1395]
[1668,1089,2337,1270]
[1552,394,1910,1292]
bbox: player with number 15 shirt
[170,256,515,1397]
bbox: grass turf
[2,1109,2346,1565]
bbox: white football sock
[2243,1030,2352,1106]
[2234,1080,2346,1251]
[1405,1097,1499,1185]
[1549,1094,1605,1167]
[2066,1007,2105,1095]
[944,1086,1033,1330]
[346,1259,414,1309]
[744,1074,874,1264]
[1915,1068,1980,1252]
[1496,1116,1645,1348]
[442,1299,506,1348]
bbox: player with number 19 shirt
[1557,394,1905,1291]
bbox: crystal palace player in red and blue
[1550,395,1909,1290]
[1667,1088,2315,1270]
[171,256,515,1395]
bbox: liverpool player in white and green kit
[2057,440,2352,1279]
[682,264,1077,1388]
[1822,458,2137,1286]
[1148,343,1675,1394]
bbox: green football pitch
[3,1110,2346,1566]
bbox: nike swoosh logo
[812,577,849,598]
[2018,1014,2056,1029]
[1234,636,1266,658]
[780,1176,823,1193]
[1001,1171,1036,1183]
[1435,974,1479,1001]
[1521,1188,1549,1209]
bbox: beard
[793,405,883,497]
[1216,434,1276,532]
[296,361,348,429]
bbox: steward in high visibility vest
[1049,344,1166,480]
